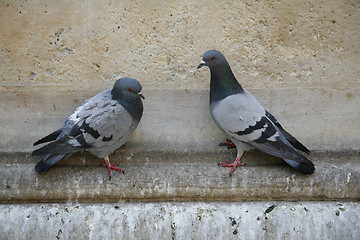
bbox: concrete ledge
[1,150,359,203]
[1,202,359,239]
[1,87,359,204]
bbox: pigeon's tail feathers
[249,139,314,174]
[34,154,65,173]
[283,157,315,174]
[265,111,310,154]
[280,130,310,154]
[33,129,62,146]
[32,137,86,155]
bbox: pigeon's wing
[32,90,113,155]
[211,91,314,174]
[33,91,135,156]
[233,113,314,174]
[33,129,62,146]
[32,92,97,147]
[244,116,315,174]
[32,136,87,155]
[72,99,136,152]
[265,110,310,154]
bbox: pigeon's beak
[138,93,145,100]
[197,60,206,69]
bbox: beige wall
[0,0,359,152]
[1,0,359,90]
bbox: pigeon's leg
[218,152,245,176]
[219,138,236,149]
[102,156,124,178]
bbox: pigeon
[32,77,144,178]
[198,49,314,175]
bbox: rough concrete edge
[1,201,359,240]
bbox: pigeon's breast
[210,91,266,137]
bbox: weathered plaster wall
[0,0,359,90]
[0,0,359,152]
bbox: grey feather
[265,110,310,154]
[33,129,62,146]
[34,154,69,173]
[199,50,314,174]
[33,78,144,173]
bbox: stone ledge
[1,151,359,203]
[1,202,359,239]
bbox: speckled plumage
[33,78,144,177]
[198,50,314,175]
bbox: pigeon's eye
[128,88,132,92]
[210,57,215,61]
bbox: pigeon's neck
[112,93,143,122]
[210,63,244,103]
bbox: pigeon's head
[197,50,227,69]
[112,78,145,101]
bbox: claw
[219,139,236,149]
[218,153,245,176]
[103,157,124,178]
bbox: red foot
[218,154,245,176]
[219,138,236,149]
[102,157,124,179]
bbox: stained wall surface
[0,0,359,90]
[1,0,359,151]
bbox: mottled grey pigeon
[198,50,314,175]
[33,78,144,178]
